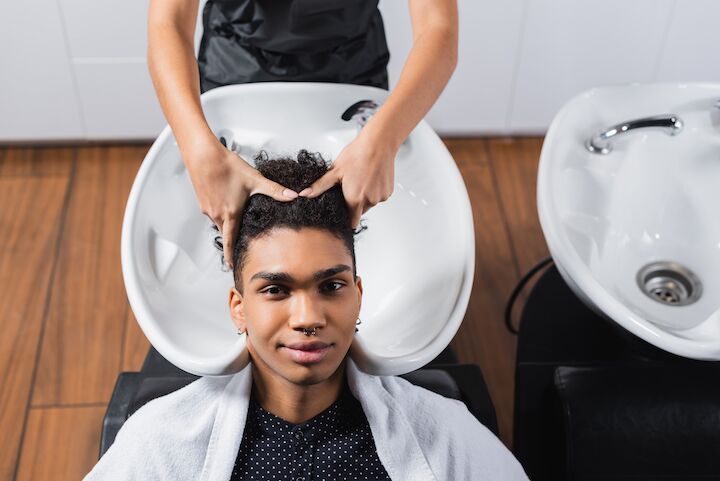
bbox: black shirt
[198,0,390,93]
[230,380,392,481]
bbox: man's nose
[288,292,327,331]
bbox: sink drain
[636,261,702,306]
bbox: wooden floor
[0,138,548,481]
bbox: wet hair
[212,149,366,291]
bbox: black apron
[198,0,391,94]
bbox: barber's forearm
[147,20,217,167]
[362,27,458,151]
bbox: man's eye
[323,281,345,293]
[261,286,287,296]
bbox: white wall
[1,0,719,141]
[0,0,84,141]
[382,0,720,136]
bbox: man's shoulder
[131,374,233,419]
[376,372,471,414]
[84,374,238,480]
[375,373,530,480]
[116,373,237,449]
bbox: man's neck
[250,359,347,425]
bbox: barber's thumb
[259,178,298,201]
[222,217,238,268]
[298,170,339,198]
[350,206,363,230]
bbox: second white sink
[538,82,720,360]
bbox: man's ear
[229,287,247,333]
[355,276,363,312]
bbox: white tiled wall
[0,0,84,141]
[655,0,720,82]
[379,0,527,136]
[507,0,676,132]
[56,0,166,140]
[1,0,719,141]
[73,60,165,139]
[59,0,149,57]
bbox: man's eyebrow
[249,264,352,283]
[311,264,352,281]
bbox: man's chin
[283,362,337,386]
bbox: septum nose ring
[301,318,362,336]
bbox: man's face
[228,227,362,386]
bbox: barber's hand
[185,139,298,268]
[298,131,396,228]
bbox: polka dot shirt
[230,380,391,481]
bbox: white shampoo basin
[121,82,475,376]
[538,82,720,360]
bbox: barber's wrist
[180,129,222,161]
[359,122,403,159]
[180,139,229,187]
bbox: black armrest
[99,373,145,458]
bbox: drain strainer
[636,261,702,306]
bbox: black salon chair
[99,346,498,458]
[514,265,720,480]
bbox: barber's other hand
[297,131,396,228]
[185,139,298,268]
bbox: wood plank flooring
[0,138,547,481]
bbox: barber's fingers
[206,212,219,228]
[222,215,238,268]
[252,176,298,201]
[349,202,364,230]
[298,167,340,198]
[207,213,224,241]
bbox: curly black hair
[212,149,366,291]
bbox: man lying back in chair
[83,150,528,481]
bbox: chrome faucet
[341,100,380,129]
[585,114,684,155]
[341,99,411,148]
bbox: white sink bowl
[122,82,475,376]
[538,82,720,360]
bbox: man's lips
[283,341,331,351]
[281,341,332,364]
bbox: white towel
[83,357,529,480]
